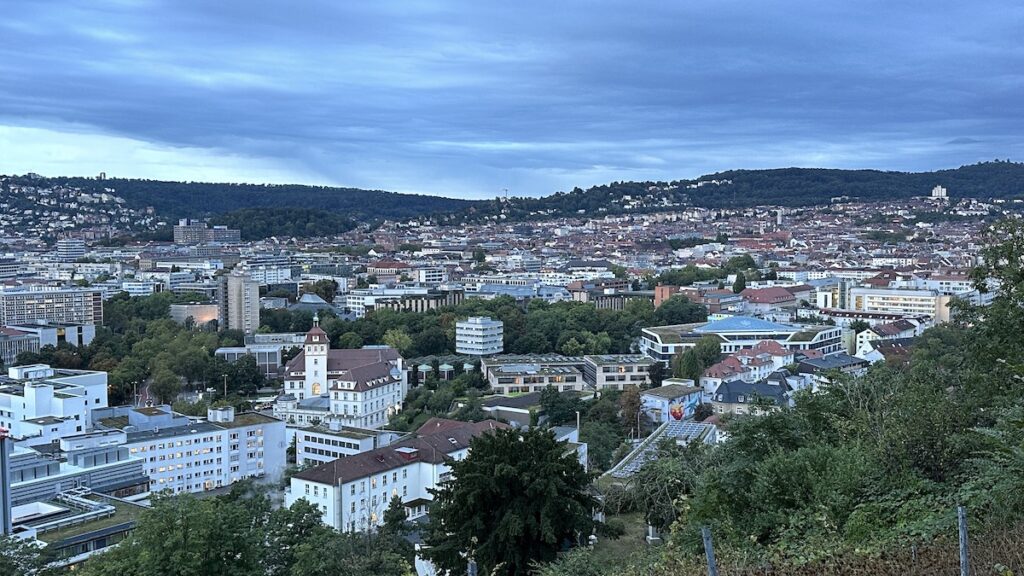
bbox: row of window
[304,434,360,450]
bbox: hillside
[5,162,1020,239]
[455,161,1024,221]
[30,176,477,222]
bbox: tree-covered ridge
[457,161,1024,220]
[210,207,356,240]
[9,161,1021,233]
[22,175,475,221]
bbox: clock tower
[302,313,329,399]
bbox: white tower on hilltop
[302,313,329,399]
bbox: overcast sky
[1,1,1021,198]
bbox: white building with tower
[273,315,407,429]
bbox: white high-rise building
[455,316,504,356]
[219,273,260,334]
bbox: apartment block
[0,286,104,325]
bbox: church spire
[313,312,320,327]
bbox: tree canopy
[424,427,599,576]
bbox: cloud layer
[1,1,1021,198]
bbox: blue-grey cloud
[0,0,1022,198]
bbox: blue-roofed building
[639,315,843,366]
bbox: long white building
[93,405,286,495]
[286,418,507,532]
[847,287,953,322]
[639,316,843,366]
[0,285,105,325]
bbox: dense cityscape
[3,2,1024,575]
[1,168,1023,574]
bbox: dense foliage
[424,427,599,576]
[210,208,356,240]
[77,483,413,576]
[261,296,698,360]
[12,162,1022,238]
[36,176,474,221]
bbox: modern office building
[169,303,219,326]
[6,320,96,349]
[0,327,39,366]
[295,419,406,467]
[0,365,109,446]
[173,219,242,245]
[482,356,585,395]
[55,239,87,262]
[0,258,19,280]
[0,286,104,325]
[639,316,843,366]
[455,316,504,356]
[847,287,952,323]
[581,354,653,391]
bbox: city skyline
[1,1,1022,198]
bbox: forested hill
[8,161,1021,232]
[692,161,1024,206]
[452,161,1024,221]
[36,176,477,221]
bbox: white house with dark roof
[286,418,508,532]
[273,316,406,429]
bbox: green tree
[381,494,409,537]
[673,349,702,381]
[540,385,582,425]
[0,535,52,576]
[618,385,642,433]
[653,296,707,325]
[289,529,411,576]
[692,335,722,368]
[849,319,871,334]
[382,329,413,355]
[424,427,599,576]
[647,361,666,388]
[303,279,339,303]
[732,273,747,293]
[150,369,182,404]
[580,420,625,471]
[336,331,364,349]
